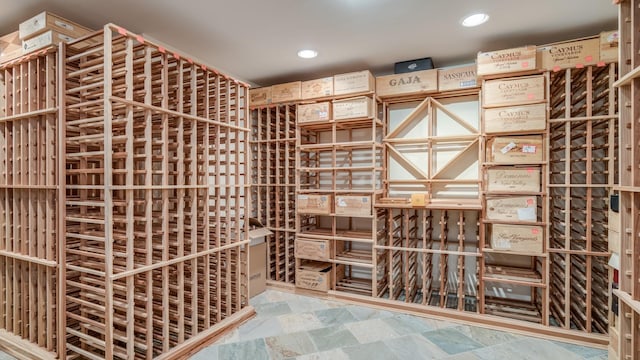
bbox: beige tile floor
[191,290,608,360]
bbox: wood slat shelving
[548,63,617,334]
[296,90,386,297]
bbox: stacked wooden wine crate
[478,46,550,324]
[1,12,94,65]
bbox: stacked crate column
[481,73,549,325]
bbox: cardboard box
[486,167,541,193]
[302,77,333,99]
[376,69,438,98]
[477,46,537,76]
[22,30,79,54]
[0,31,22,64]
[410,193,429,207]
[483,75,545,108]
[332,97,372,120]
[484,103,546,133]
[486,196,538,222]
[600,30,619,63]
[335,195,371,217]
[487,136,544,164]
[333,70,375,95]
[249,241,267,298]
[538,38,599,71]
[19,11,92,39]
[297,194,332,215]
[438,64,478,92]
[248,226,272,298]
[249,87,271,107]
[298,102,331,123]
[295,238,331,261]
[490,224,543,254]
[296,261,332,292]
[271,81,301,103]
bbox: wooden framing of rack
[250,103,297,284]
[374,87,482,314]
[281,74,611,344]
[610,0,640,358]
[615,0,640,302]
[548,63,617,335]
[374,206,482,311]
[0,11,626,359]
[381,89,482,208]
[614,290,640,359]
[0,47,61,359]
[254,69,613,343]
[61,24,254,359]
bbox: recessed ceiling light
[461,13,489,27]
[297,49,318,59]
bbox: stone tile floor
[191,290,607,360]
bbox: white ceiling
[0,0,618,86]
